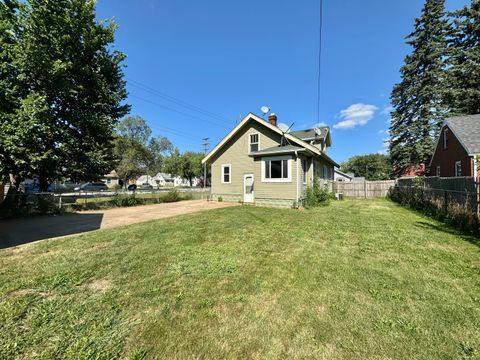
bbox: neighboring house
[136,173,195,188]
[202,112,338,207]
[429,114,480,179]
[101,170,120,188]
[334,169,353,182]
[334,169,366,182]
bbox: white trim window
[455,161,462,177]
[249,133,259,153]
[436,166,441,177]
[261,156,292,182]
[302,159,308,184]
[443,129,449,149]
[221,164,231,183]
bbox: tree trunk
[39,175,49,192]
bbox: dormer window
[250,133,259,152]
[443,129,449,149]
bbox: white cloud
[382,105,394,116]
[378,137,390,155]
[333,104,379,130]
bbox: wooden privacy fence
[333,180,396,198]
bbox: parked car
[74,182,108,192]
[127,184,137,191]
[137,183,153,190]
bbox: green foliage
[162,190,180,203]
[390,0,480,175]
[114,116,173,186]
[341,154,392,180]
[389,182,479,234]
[0,0,130,190]
[304,177,335,208]
[163,149,203,186]
[111,195,141,207]
[446,0,480,115]
[217,196,223,202]
[389,0,450,174]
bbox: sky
[95,0,469,163]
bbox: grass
[1,199,479,359]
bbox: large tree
[341,154,392,181]
[0,0,129,191]
[447,0,480,115]
[164,149,203,186]
[114,116,173,187]
[389,0,450,175]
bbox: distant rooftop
[290,127,328,141]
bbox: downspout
[295,150,299,206]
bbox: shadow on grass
[415,221,480,248]
[0,213,104,249]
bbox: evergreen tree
[447,0,480,115]
[389,0,450,175]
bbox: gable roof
[445,114,480,155]
[202,113,338,166]
[290,127,331,146]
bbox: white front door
[243,174,254,203]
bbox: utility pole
[202,138,209,188]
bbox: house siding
[210,121,299,205]
[430,125,473,177]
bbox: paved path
[0,200,238,249]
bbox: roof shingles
[447,114,480,154]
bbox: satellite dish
[260,106,270,115]
[278,123,291,133]
[314,127,323,136]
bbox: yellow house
[202,113,338,207]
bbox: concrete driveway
[0,200,238,249]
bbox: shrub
[388,185,479,235]
[218,196,223,202]
[304,177,335,208]
[162,190,181,203]
[111,194,141,207]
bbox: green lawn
[1,199,479,359]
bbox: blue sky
[96,0,468,163]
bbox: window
[221,164,231,183]
[262,157,291,182]
[302,159,308,184]
[249,133,259,153]
[443,129,449,149]
[455,161,462,177]
[436,166,441,177]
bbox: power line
[127,78,231,124]
[130,93,230,130]
[316,0,324,124]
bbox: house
[333,169,367,182]
[429,114,480,179]
[202,112,338,207]
[101,170,120,188]
[136,173,195,188]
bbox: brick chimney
[268,113,277,126]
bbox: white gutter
[295,150,299,205]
